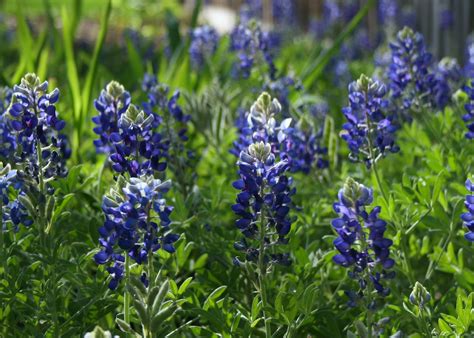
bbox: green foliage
[0,1,473,337]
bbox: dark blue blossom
[272,0,296,26]
[341,75,398,168]
[0,163,32,231]
[231,92,291,158]
[281,103,329,173]
[109,104,167,176]
[141,74,190,128]
[388,27,436,116]
[263,75,301,112]
[378,0,398,25]
[463,80,474,139]
[0,86,15,159]
[281,126,328,174]
[94,175,177,290]
[465,38,474,79]
[439,9,454,30]
[189,25,219,70]
[92,81,131,154]
[141,74,194,194]
[230,20,279,79]
[239,0,262,23]
[232,141,295,266]
[232,92,326,174]
[7,73,69,181]
[5,196,32,231]
[462,179,474,241]
[332,178,394,305]
[0,163,16,206]
[433,57,462,110]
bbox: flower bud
[409,281,431,307]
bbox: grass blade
[81,0,112,144]
[302,0,375,88]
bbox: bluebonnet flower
[465,38,474,79]
[462,179,474,241]
[281,126,327,174]
[280,103,329,173]
[463,80,474,139]
[94,175,177,290]
[7,73,69,181]
[409,282,431,308]
[309,0,342,39]
[373,46,392,82]
[433,57,462,110]
[332,178,394,305]
[189,25,219,70]
[141,74,194,194]
[109,104,167,176]
[0,163,16,206]
[0,163,32,230]
[232,141,295,266]
[378,0,398,26]
[263,75,301,112]
[330,57,351,86]
[239,0,262,23]
[231,92,291,158]
[92,81,131,154]
[231,108,254,158]
[341,75,398,168]
[230,20,279,79]
[232,92,327,174]
[141,74,190,128]
[272,0,296,26]
[0,87,15,159]
[388,27,436,116]
[439,9,454,30]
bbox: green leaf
[61,4,82,131]
[152,280,169,314]
[17,194,36,219]
[125,35,144,82]
[132,298,148,323]
[251,294,261,321]
[116,318,134,333]
[12,3,34,83]
[178,277,193,295]
[150,305,176,332]
[129,276,147,301]
[203,286,227,310]
[354,320,368,338]
[80,0,112,143]
[51,193,75,224]
[169,279,179,296]
[250,318,262,328]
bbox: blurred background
[0,0,473,63]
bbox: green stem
[358,212,374,338]
[366,307,373,338]
[124,253,131,333]
[50,242,59,337]
[419,307,431,336]
[365,112,415,284]
[258,186,271,338]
